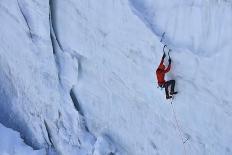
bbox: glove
[162,53,166,59]
[168,58,171,64]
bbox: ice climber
[156,52,177,99]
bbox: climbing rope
[171,103,187,155]
[160,32,189,154]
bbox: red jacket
[156,59,171,86]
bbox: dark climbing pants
[163,80,175,97]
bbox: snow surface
[0,0,232,155]
[0,123,45,155]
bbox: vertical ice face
[0,0,54,148]
[55,0,232,154]
[1,0,232,155]
[0,0,118,154]
[0,0,91,154]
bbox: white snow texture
[0,0,232,155]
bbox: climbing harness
[157,83,164,90]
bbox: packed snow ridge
[1,0,232,155]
